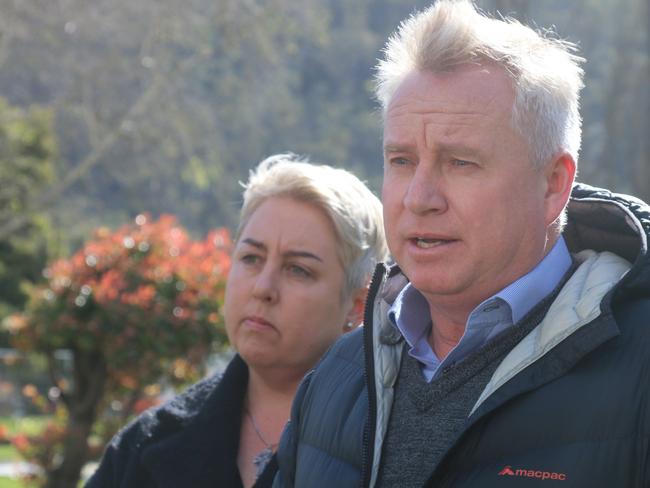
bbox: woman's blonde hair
[237,153,389,296]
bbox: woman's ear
[343,286,369,333]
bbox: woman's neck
[246,367,299,410]
[237,366,300,488]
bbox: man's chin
[407,272,466,299]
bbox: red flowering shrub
[4,214,231,488]
[0,422,8,443]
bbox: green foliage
[0,98,58,344]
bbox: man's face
[382,65,554,314]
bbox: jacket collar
[141,355,248,488]
[470,249,632,416]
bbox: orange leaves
[11,433,30,452]
[121,284,156,307]
[10,213,233,390]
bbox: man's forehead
[385,67,515,115]
[382,70,516,149]
[383,109,504,149]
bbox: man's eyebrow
[435,142,483,159]
[384,142,483,159]
[383,144,412,154]
[240,238,323,262]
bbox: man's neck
[426,302,472,360]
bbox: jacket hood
[565,182,650,298]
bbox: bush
[3,214,231,488]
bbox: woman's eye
[287,264,311,278]
[240,254,260,265]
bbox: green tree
[0,98,57,344]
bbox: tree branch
[0,49,210,241]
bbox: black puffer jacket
[273,183,650,488]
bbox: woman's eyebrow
[283,250,323,262]
[241,238,323,262]
[241,237,265,250]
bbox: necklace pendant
[253,446,274,477]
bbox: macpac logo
[498,465,567,481]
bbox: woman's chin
[240,347,279,370]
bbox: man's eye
[390,157,410,166]
[452,159,474,167]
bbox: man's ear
[544,152,576,226]
[343,286,369,333]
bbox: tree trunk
[45,415,96,488]
[45,350,107,488]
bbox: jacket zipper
[360,263,387,488]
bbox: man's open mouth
[413,237,454,249]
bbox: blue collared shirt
[388,237,572,382]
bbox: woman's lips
[243,316,276,331]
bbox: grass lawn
[0,416,51,462]
[0,476,39,488]
[0,416,90,487]
[0,477,80,488]
[0,416,50,436]
[0,444,17,462]
[0,477,25,488]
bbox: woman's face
[224,196,355,377]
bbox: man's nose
[403,163,448,215]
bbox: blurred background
[0,0,647,486]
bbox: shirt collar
[482,236,572,324]
[388,281,430,349]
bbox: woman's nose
[251,265,279,303]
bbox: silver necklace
[245,408,278,477]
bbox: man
[273,1,650,487]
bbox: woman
[87,154,388,488]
